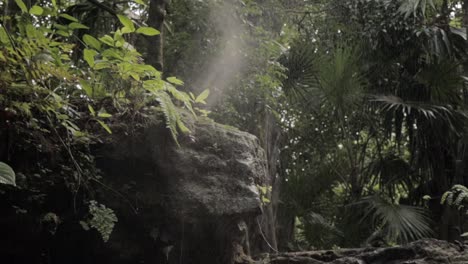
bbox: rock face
[97,116,268,264]
[152,117,268,263]
[264,239,468,264]
[152,118,266,220]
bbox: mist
[192,0,247,107]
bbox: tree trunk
[147,0,166,71]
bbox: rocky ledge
[262,239,468,264]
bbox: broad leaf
[99,35,115,47]
[117,15,135,32]
[14,0,27,13]
[83,34,101,50]
[0,27,9,44]
[29,5,44,15]
[69,22,89,30]
[80,80,93,97]
[167,77,184,86]
[136,27,160,36]
[83,49,97,67]
[195,89,210,104]
[59,14,79,22]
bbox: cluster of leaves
[441,185,468,212]
[0,0,207,242]
[0,0,198,180]
[80,200,118,242]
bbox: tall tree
[147,0,167,71]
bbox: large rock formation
[263,239,468,264]
[0,115,271,264]
[97,116,268,264]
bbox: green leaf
[83,34,101,50]
[177,119,190,133]
[195,89,210,104]
[156,92,181,145]
[167,77,184,86]
[136,27,160,36]
[94,60,112,70]
[29,5,44,15]
[68,22,89,30]
[99,35,115,46]
[121,26,133,34]
[59,13,79,22]
[117,14,135,32]
[0,27,9,44]
[0,162,16,186]
[80,80,93,97]
[130,72,140,81]
[14,0,27,13]
[80,221,90,231]
[134,0,146,5]
[83,49,97,67]
[97,120,112,134]
[88,104,96,116]
[98,112,112,118]
[143,80,164,93]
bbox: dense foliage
[3,0,468,257]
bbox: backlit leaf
[97,120,112,134]
[195,89,210,104]
[99,35,114,46]
[88,105,96,116]
[167,77,184,86]
[136,27,160,36]
[117,15,135,32]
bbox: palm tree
[279,0,468,246]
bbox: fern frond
[441,191,450,205]
[454,192,467,206]
[453,185,468,192]
[165,83,191,103]
[156,91,184,145]
[164,83,197,117]
[447,192,454,205]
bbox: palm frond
[358,195,433,244]
[318,46,366,112]
[415,60,462,104]
[372,95,467,134]
[281,43,366,112]
[369,155,412,197]
[304,212,343,236]
[280,41,319,101]
[398,0,435,18]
